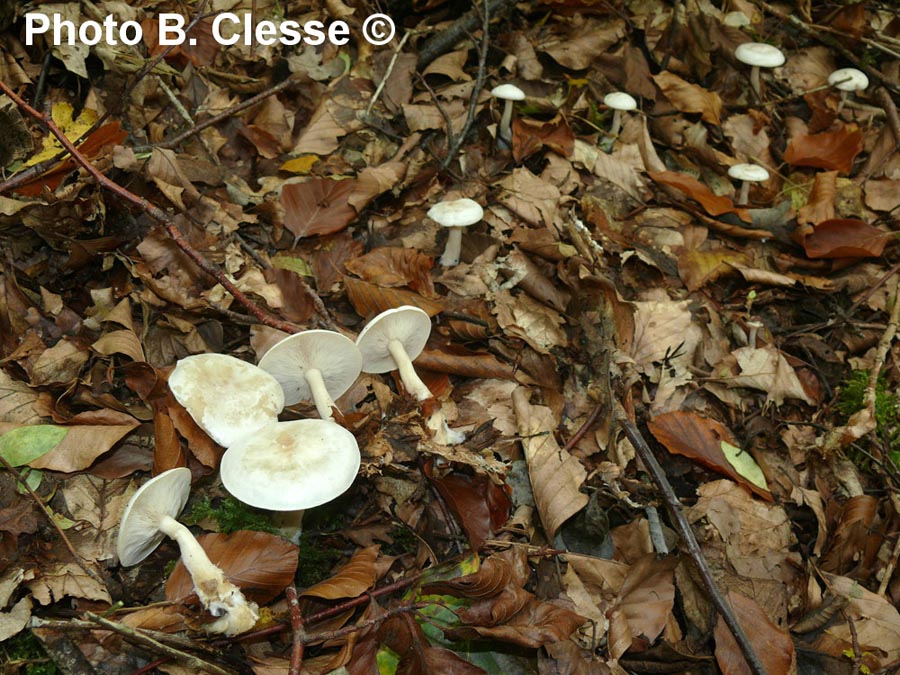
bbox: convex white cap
[169,354,285,447]
[728,163,770,182]
[220,419,360,511]
[427,198,484,229]
[490,84,525,101]
[258,330,362,416]
[356,306,432,374]
[735,42,785,68]
[828,67,868,92]
[604,92,637,111]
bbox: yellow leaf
[279,155,319,174]
[26,103,97,166]
[720,441,768,491]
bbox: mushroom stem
[749,66,761,98]
[737,180,751,205]
[609,110,623,136]
[498,99,514,144]
[305,368,336,420]
[158,515,259,634]
[837,91,848,113]
[388,339,432,401]
[440,227,463,267]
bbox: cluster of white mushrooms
[116,306,466,634]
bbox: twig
[366,31,412,116]
[285,586,305,675]
[84,613,233,675]
[441,0,490,170]
[134,75,306,153]
[863,278,900,427]
[878,493,900,596]
[0,453,105,587]
[0,80,307,333]
[563,402,603,451]
[612,403,767,675]
[876,87,900,148]
[846,613,862,675]
[301,603,425,644]
[417,0,516,69]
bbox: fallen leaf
[301,546,379,600]
[728,345,815,406]
[512,387,588,540]
[426,468,511,551]
[29,338,89,386]
[0,425,67,466]
[714,591,795,675]
[344,276,443,319]
[653,71,723,124]
[648,171,751,222]
[511,114,575,162]
[797,218,887,259]
[281,178,358,241]
[783,127,864,173]
[0,420,139,473]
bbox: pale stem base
[609,110,623,136]
[750,66,761,98]
[498,100,513,144]
[737,180,751,205]
[388,339,432,401]
[440,227,463,267]
[158,515,259,635]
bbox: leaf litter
[1,0,900,673]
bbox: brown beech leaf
[796,218,887,259]
[648,171,750,222]
[422,553,515,599]
[797,170,837,225]
[416,347,519,381]
[344,276,443,319]
[455,585,532,626]
[445,596,585,648]
[652,71,723,124]
[281,178,358,241]
[783,127,863,173]
[714,591,795,675]
[301,546,379,600]
[648,411,772,500]
[344,248,437,298]
[511,114,575,162]
[151,408,185,474]
[820,495,878,574]
[425,467,511,551]
[167,531,298,605]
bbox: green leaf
[271,255,313,277]
[0,425,68,466]
[721,441,768,491]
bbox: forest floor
[1,0,900,673]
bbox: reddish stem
[285,586,305,675]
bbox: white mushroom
[828,67,868,112]
[734,42,785,97]
[356,306,465,444]
[356,306,434,401]
[169,354,284,448]
[220,419,360,543]
[257,330,362,421]
[490,84,525,146]
[603,92,637,137]
[427,198,484,267]
[116,468,259,636]
[728,163,770,205]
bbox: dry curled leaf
[783,127,864,173]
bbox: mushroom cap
[356,306,432,374]
[169,354,285,448]
[427,198,484,229]
[828,67,868,92]
[728,163,770,182]
[117,468,191,566]
[604,92,638,111]
[219,420,360,511]
[734,42,785,68]
[258,330,363,407]
[491,84,525,101]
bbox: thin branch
[0,80,306,333]
[0,453,104,587]
[563,402,603,451]
[366,31,413,116]
[285,586,305,675]
[612,403,766,675]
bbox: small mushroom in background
[603,92,637,137]
[427,198,484,267]
[734,42,785,98]
[728,163,770,205]
[257,330,362,421]
[219,419,361,543]
[169,353,284,448]
[490,83,525,147]
[117,468,259,636]
[356,306,465,445]
[828,67,868,112]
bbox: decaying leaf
[783,127,864,173]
